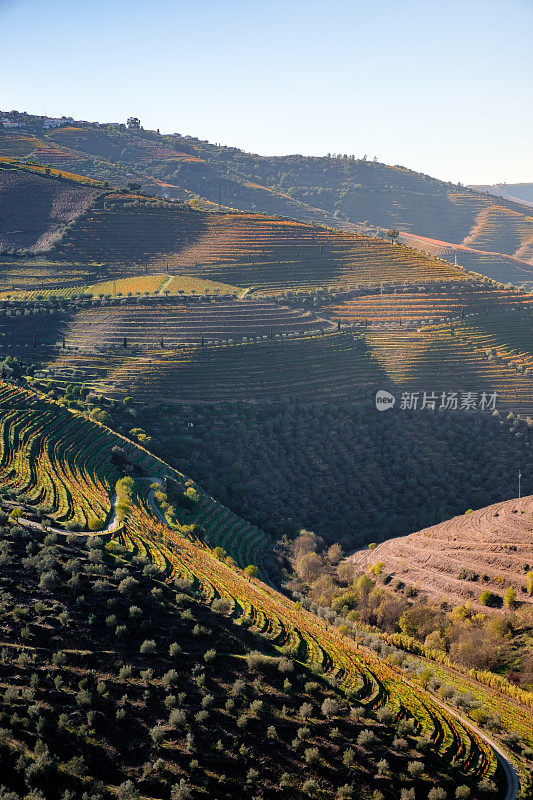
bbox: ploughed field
[349,495,533,610]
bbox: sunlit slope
[350,495,533,610]
[0,381,271,570]
[366,324,533,415]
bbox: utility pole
[518,470,521,498]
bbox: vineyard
[39,332,385,403]
[321,284,533,328]
[0,381,530,796]
[399,232,533,288]
[50,201,468,291]
[366,326,533,415]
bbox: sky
[1,0,532,185]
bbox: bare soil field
[349,495,533,610]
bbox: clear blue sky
[1,0,532,184]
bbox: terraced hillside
[51,198,466,292]
[321,284,533,328]
[399,232,533,289]
[1,123,530,245]
[367,340,531,414]
[0,379,531,799]
[0,162,531,417]
[349,495,533,611]
[42,332,384,404]
[40,322,532,412]
[0,298,330,352]
[3,119,533,272]
[0,382,272,572]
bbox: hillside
[0,164,531,419]
[0,162,99,253]
[2,116,533,286]
[0,379,528,798]
[472,184,533,209]
[349,496,533,611]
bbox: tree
[171,781,193,800]
[357,729,376,748]
[321,697,338,718]
[244,564,258,580]
[127,117,141,129]
[399,604,440,639]
[503,586,516,608]
[304,746,320,765]
[407,760,424,779]
[386,228,400,244]
[327,543,343,564]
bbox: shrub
[376,758,388,775]
[249,700,263,716]
[302,779,319,797]
[503,586,516,608]
[478,779,497,795]
[211,596,233,614]
[118,576,139,595]
[376,706,395,724]
[455,788,470,799]
[244,564,258,579]
[479,590,501,607]
[246,768,259,783]
[161,669,179,687]
[278,656,294,673]
[428,789,447,800]
[75,690,92,707]
[337,787,353,800]
[150,725,165,745]
[39,571,59,590]
[140,640,156,654]
[231,678,246,696]
[246,651,270,670]
[342,748,355,767]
